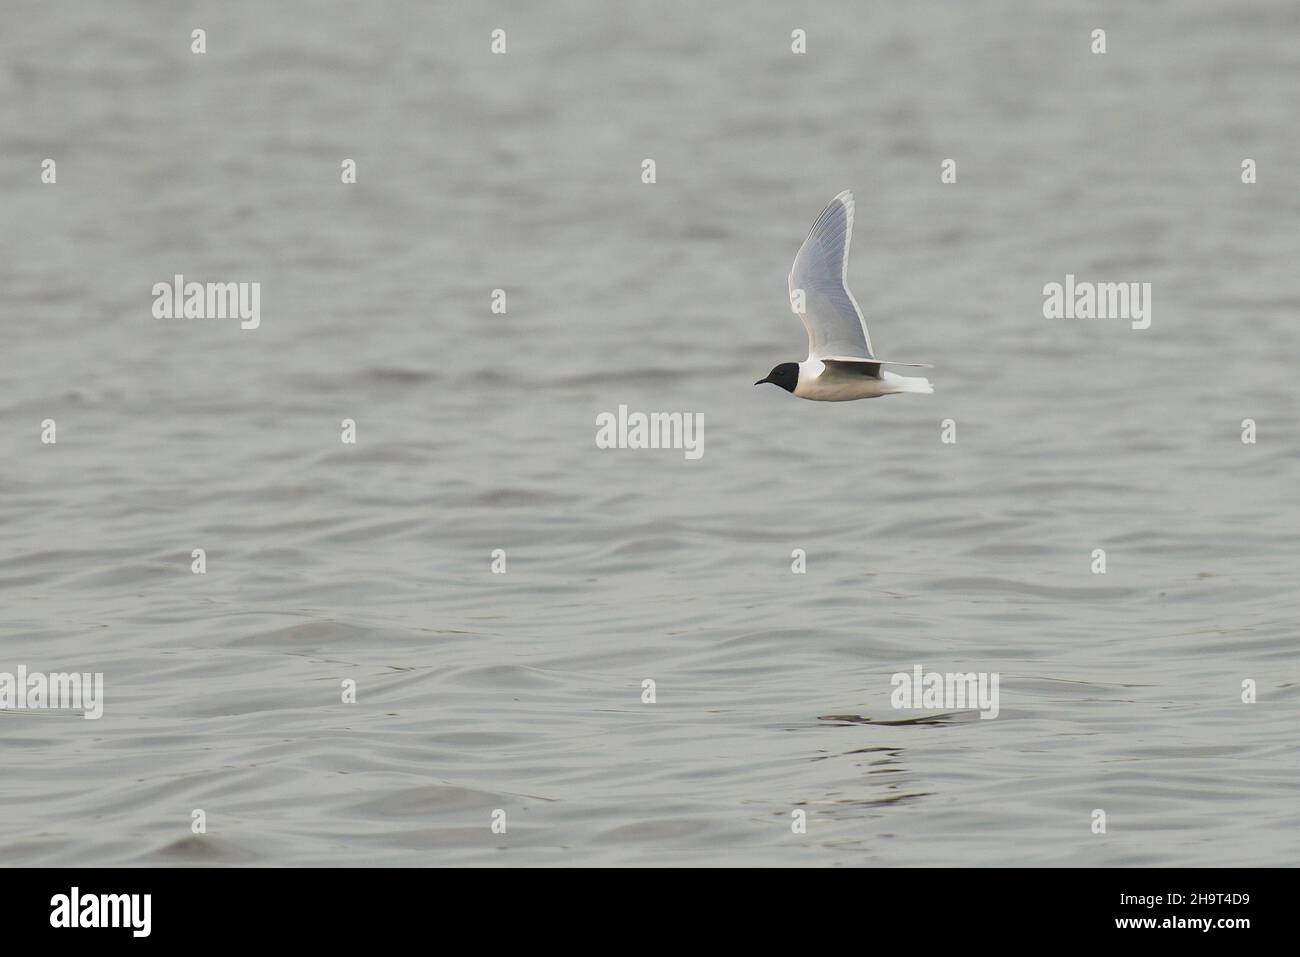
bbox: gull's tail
[882,371,934,395]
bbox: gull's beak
[754,377,768,386]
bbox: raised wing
[788,190,874,360]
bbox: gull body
[756,190,934,401]
[791,358,928,401]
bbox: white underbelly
[794,362,898,401]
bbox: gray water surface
[2,1,1298,866]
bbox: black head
[755,362,799,393]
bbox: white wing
[787,190,874,360]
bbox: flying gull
[755,190,933,401]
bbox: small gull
[755,190,933,401]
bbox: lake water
[2,0,1297,866]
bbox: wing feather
[788,191,874,360]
